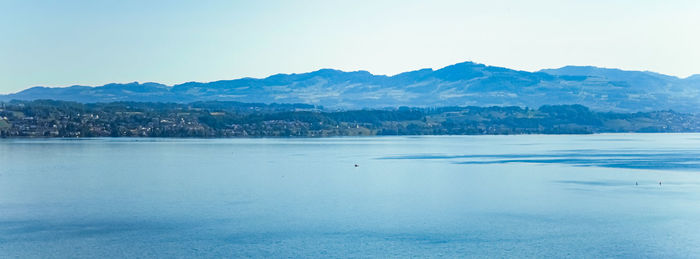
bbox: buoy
[354,164,359,167]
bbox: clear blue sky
[1,0,699,93]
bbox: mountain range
[3,61,699,112]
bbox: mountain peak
[432,61,487,80]
[310,68,344,75]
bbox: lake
[2,134,700,258]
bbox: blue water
[2,134,700,258]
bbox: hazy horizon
[3,60,700,94]
[2,0,699,94]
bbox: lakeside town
[2,100,699,138]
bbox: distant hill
[2,61,699,112]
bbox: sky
[1,0,699,94]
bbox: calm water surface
[2,134,700,258]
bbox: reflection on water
[382,150,700,170]
[2,134,700,257]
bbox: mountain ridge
[3,61,699,112]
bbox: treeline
[1,100,699,138]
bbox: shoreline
[2,132,700,140]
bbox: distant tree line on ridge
[1,100,698,138]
